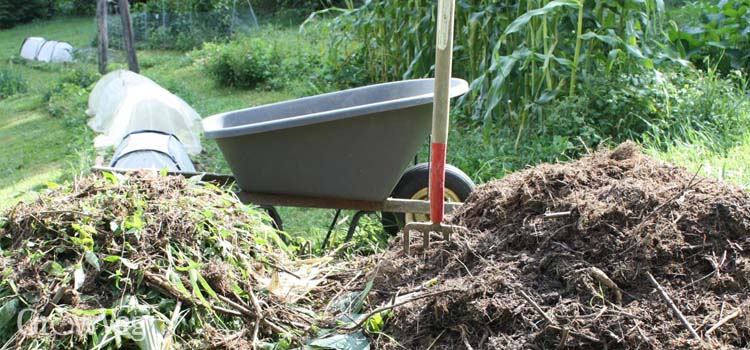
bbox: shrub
[43,66,99,102]
[47,83,89,126]
[202,38,279,89]
[44,66,98,126]
[0,69,28,99]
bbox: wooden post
[118,0,139,73]
[96,0,108,75]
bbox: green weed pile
[0,171,320,349]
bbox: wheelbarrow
[94,78,474,245]
[199,78,476,244]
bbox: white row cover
[87,70,203,155]
[19,37,74,63]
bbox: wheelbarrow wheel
[381,163,475,235]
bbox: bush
[44,66,98,126]
[0,69,28,99]
[47,83,89,126]
[43,66,99,102]
[202,38,279,89]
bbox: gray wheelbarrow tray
[201,78,469,214]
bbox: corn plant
[326,0,673,146]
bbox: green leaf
[625,44,646,59]
[197,273,219,299]
[353,278,374,314]
[85,251,100,272]
[103,255,121,263]
[534,89,559,105]
[121,258,140,270]
[189,269,210,307]
[69,308,113,316]
[0,299,19,336]
[364,312,384,333]
[74,266,86,290]
[102,171,118,184]
[503,0,579,37]
[174,262,203,272]
[580,32,622,46]
[309,331,370,350]
[42,261,66,277]
[169,271,192,300]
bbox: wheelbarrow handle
[430,0,456,224]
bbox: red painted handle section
[430,142,447,224]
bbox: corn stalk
[327,0,669,144]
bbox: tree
[0,0,49,29]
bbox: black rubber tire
[381,163,475,235]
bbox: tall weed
[0,69,27,99]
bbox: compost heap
[0,172,327,350]
[367,142,750,349]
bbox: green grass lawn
[0,18,96,209]
[0,96,70,205]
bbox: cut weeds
[0,171,334,349]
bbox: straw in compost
[354,142,750,349]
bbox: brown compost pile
[366,142,750,349]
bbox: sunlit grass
[0,95,82,209]
[647,140,750,189]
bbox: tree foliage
[0,0,51,29]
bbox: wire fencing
[106,0,258,51]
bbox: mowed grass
[0,96,80,208]
[0,18,96,209]
[0,17,95,89]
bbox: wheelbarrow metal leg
[261,205,283,231]
[345,210,371,243]
[320,209,342,250]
